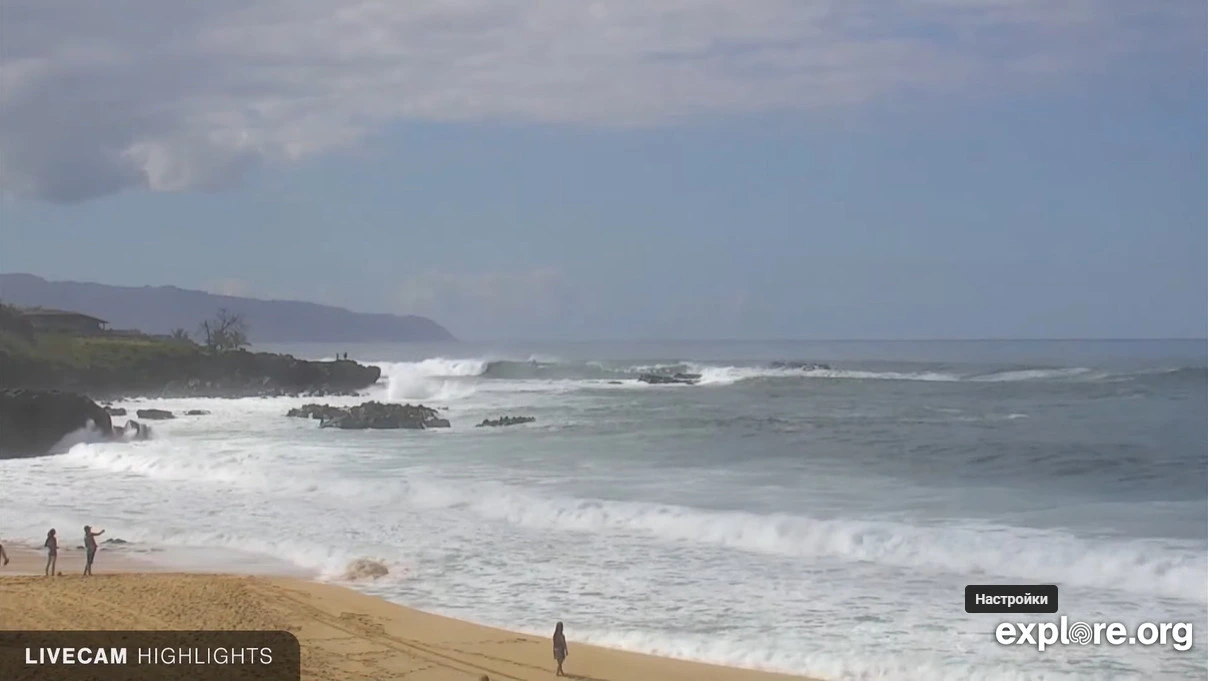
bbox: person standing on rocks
[83,525,104,576]
[44,529,57,576]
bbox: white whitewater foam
[569,628,1092,681]
[56,441,278,488]
[658,365,963,383]
[802,368,962,381]
[53,439,1205,604]
[354,356,1120,397]
[969,367,1102,382]
[117,530,406,581]
[421,485,1206,602]
[690,364,799,386]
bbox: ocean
[2,339,1206,680]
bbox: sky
[1,0,1205,341]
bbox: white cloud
[0,0,1201,201]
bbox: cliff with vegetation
[0,305,381,399]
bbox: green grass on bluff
[0,331,198,369]
[0,303,198,370]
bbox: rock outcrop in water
[637,372,701,385]
[115,419,153,441]
[287,401,451,430]
[342,558,390,581]
[287,403,344,421]
[477,416,536,427]
[0,389,113,459]
[136,408,174,420]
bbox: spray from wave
[47,420,112,454]
[377,358,487,401]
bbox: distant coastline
[0,273,454,343]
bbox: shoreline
[0,547,821,681]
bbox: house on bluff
[18,308,109,335]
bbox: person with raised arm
[83,525,105,576]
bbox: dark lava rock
[184,409,210,416]
[476,416,536,427]
[289,401,451,430]
[160,352,382,398]
[0,344,382,399]
[104,406,127,416]
[637,372,700,385]
[287,403,345,421]
[116,419,153,440]
[136,408,175,420]
[299,388,363,398]
[0,389,113,459]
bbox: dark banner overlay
[965,584,1059,614]
[0,631,300,681]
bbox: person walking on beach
[552,621,569,677]
[44,529,57,576]
[0,540,9,567]
[83,525,104,576]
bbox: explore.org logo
[996,617,1194,652]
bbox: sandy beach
[0,546,818,681]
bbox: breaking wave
[46,442,1208,604]
[378,358,486,401]
[367,357,1205,397]
[419,486,1206,603]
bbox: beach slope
[0,556,817,681]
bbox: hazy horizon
[4,271,1208,344]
